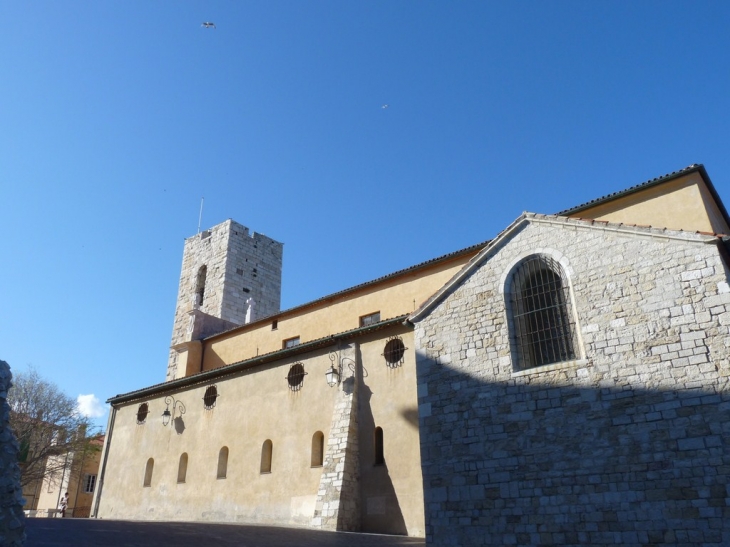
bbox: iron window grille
[203,386,219,409]
[510,255,577,370]
[382,336,407,368]
[136,403,149,424]
[286,363,307,391]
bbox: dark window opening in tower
[196,265,207,306]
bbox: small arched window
[217,447,229,479]
[177,453,188,483]
[260,440,273,473]
[195,265,207,306]
[143,458,154,487]
[508,255,577,370]
[374,427,384,466]
[311,431,324,467]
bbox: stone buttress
[311,344,361,531]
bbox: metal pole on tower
[198,197,204,234]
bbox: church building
[92,164,730,543]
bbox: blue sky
[2,1,729,429]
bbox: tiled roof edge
[408,211,725,324]
[557,164,730,229]
[107,315,410,405]
[528,213,728,239]
[204,239,489,341]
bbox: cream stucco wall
[198,254,475,373]
[356,327,424,536]
[96,325,425,535]
[569,172,730,234]
[33,454,67,515]
[97,352,335,524]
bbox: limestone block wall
[414,218,730,546]
[167,220,283,381]
[0,361,26,546]
[312,344,360,532]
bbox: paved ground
[26,519,425,547]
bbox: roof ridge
[205,238,489,340]
[557,163,703,216]
[109,315,410,404]
[533,212,728,238]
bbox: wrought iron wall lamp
[162,396,186,426]
[325,352,356,387]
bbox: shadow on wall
[400,408,419,430]
[416,350,730,546]
[358,349,408,536]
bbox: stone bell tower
[166,220,283,381]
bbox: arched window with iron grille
[136,403,149,424]
[508,255,577,370]
[203,386,218,409]
[286,363,306,391]
[382,337,407,368]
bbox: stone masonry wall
[0,361,26,546]
[415,217,730,546]
[312,344,361,532]
[166,220,283,381]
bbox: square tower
[166,220,283,381]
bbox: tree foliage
[8,368,97,488]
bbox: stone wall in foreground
[0,360,26,546]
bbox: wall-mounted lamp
[326,352,356,387]
[325,353,340,387]
[162,395,186,427]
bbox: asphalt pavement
[25,518,426,547]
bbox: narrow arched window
[177,453,188,483]
[195,265,207,306]
[143,458,154,487]
[311,431,324,467]
[509,255,576,370]
[260,440,273,473]
[374,427,384,466]
[217,447,229,479]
